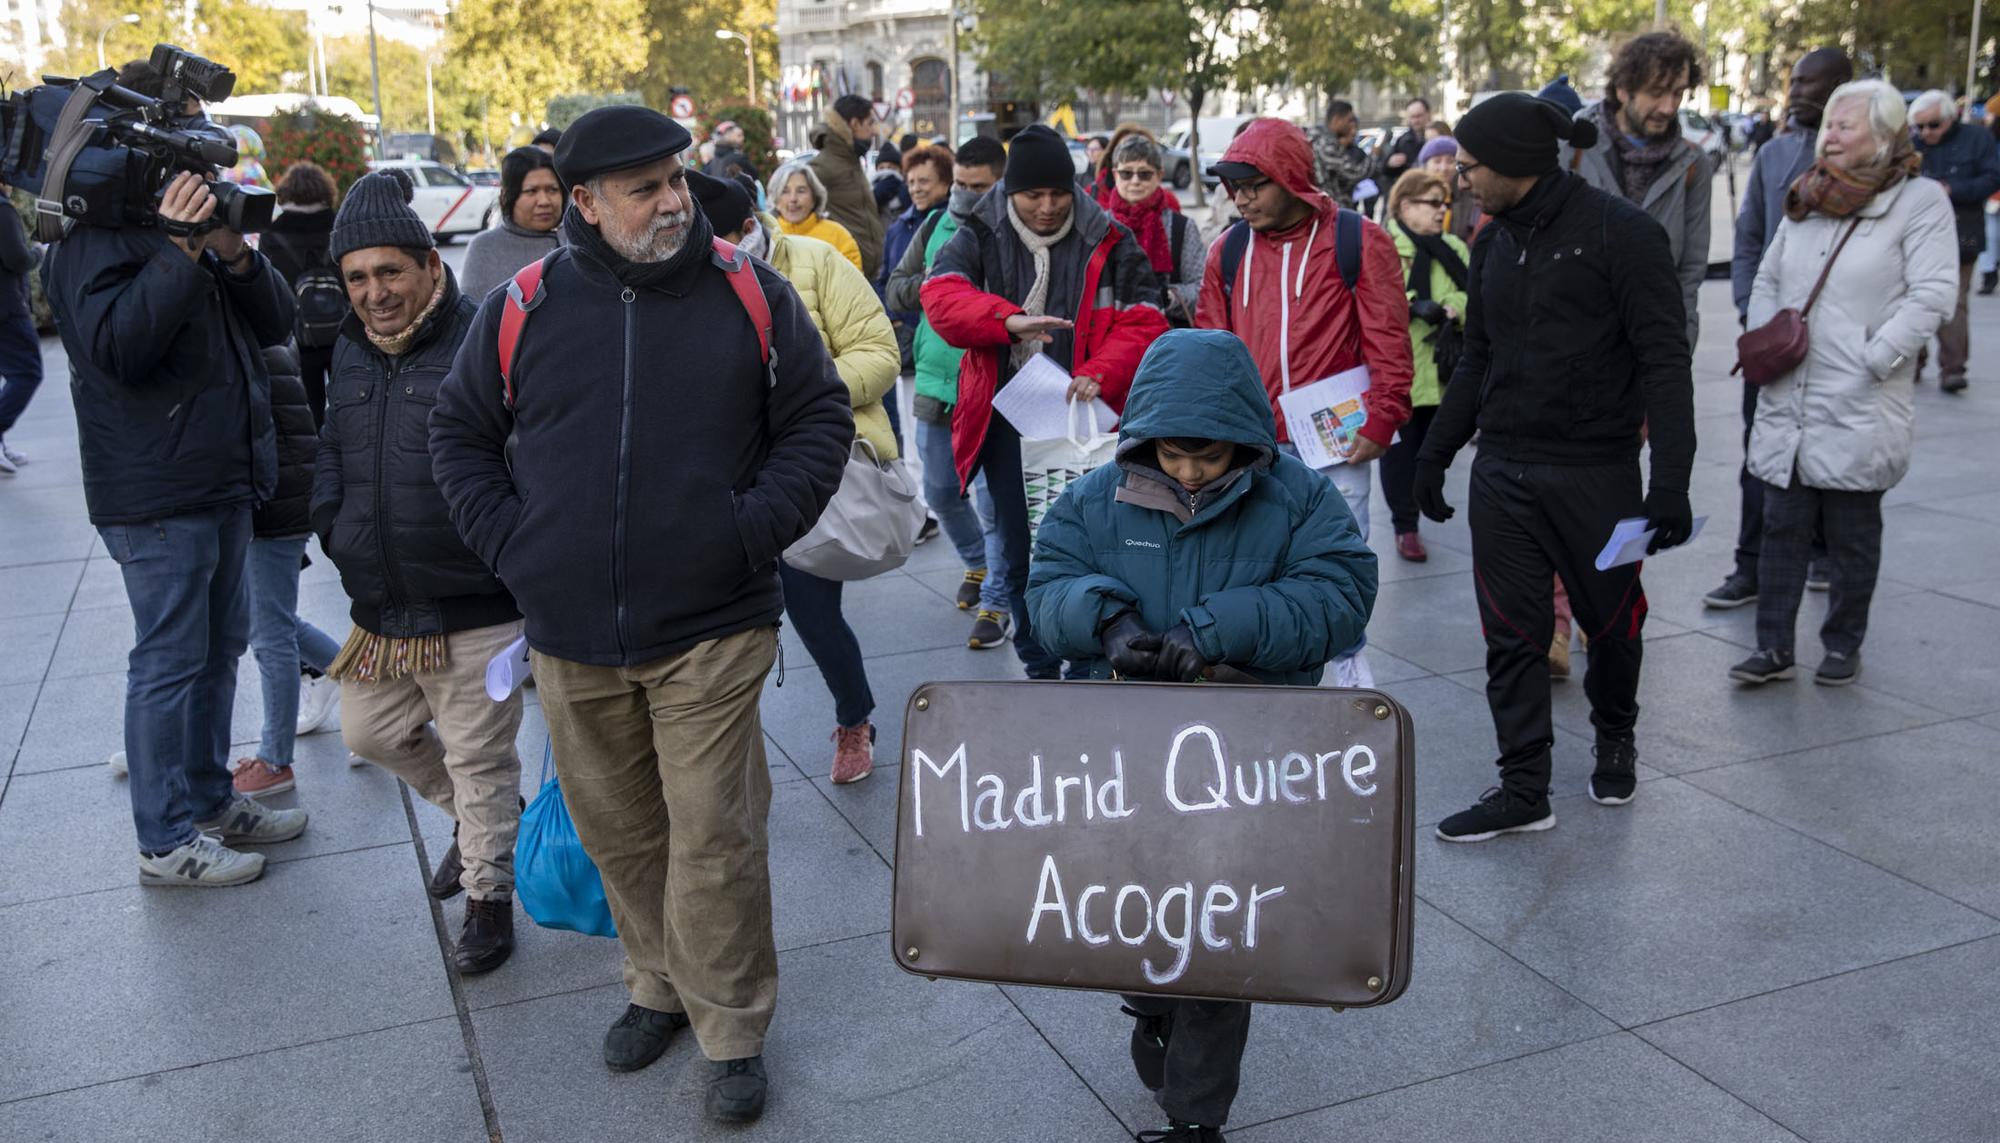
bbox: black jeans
[1735,381,1824,581]
[1119,995,1253,1127]
[1468,453,1647,797]
[1755,480,1884,658]
[777,561,875,728]
[1379,403,1438,535]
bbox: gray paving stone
[1361,572,1488,676]
[0,679,36,755]
[1877,504,2000,590]
[758,641,1026,777]
[1639,936,2000,1143]
[1230,1033,1801,1142]
[0,611,62,686]
[0,560,82,620]
[0,521,96,568]
[1925,487,2000,526]
[1418,778,2000,1027]
[1684,718,2000,917]
[1938,576,2000,609]
[15,664,268,775]
[1004,901,1617,1131]
[43,603,134,680]
[1807,590,2000,716]
[0,1018,488,1143]
[473,935,1128,1142]
[67,554,127,612]
[0,845,455,1102]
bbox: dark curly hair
[1606,31,1704,111]
[275,162,337,208]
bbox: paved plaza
[2,270,1999,1142]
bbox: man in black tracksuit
[1412,93,1696,842]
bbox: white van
[1163,116,1265,185]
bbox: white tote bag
[1018,397,1120,539]
[783,440,929,581]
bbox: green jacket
[1027,329,1378,684]
[911,209,965,406]
[1390,226,1471,408]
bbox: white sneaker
[138,834,266,887]
[1332,649,1376,689]
[0,446,16,476]
[0,437,25,467]
[347,751,370,769]
[296,674,340,736]
[107,750,128,777]
[193,795,309,845]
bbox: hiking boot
[230,757,295,798]
[1815,650,1861,686]
[138,834,266,887]
[602,1004,689,1072]
[1941,373,1969,394]
[1703,574,1758,610]
[830,723,875,785]
[1394,531,1428,562]
[1590,738,1638,806]
[1136,1122,1226,1142]
[194,795,309,845]
[706,1056,769,1123]
[1728,649,1796,685]
[915,517,940,545]
[1436,787,1555,843]
[1121,1004,1173,1091]
[429,830,465,899]
[296,673,340,736]
[1806,561,1831,592]
[968,609,1012,649]
[1548,633,1571,681]
[453,895,514,974]
[955,568,988,610]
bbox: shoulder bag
[1734,217,1863,386]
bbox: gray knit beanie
[329,169,434,264]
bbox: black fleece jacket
[1417,170,1695,493]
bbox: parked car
[1165,115,1262,186]
[1679,109,1727,162]
[465,168,501,187]
[366,158,500,242]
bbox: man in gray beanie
[311,169,526,974]
[1412,92,1696,843]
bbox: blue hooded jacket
[1027,329,1378,683]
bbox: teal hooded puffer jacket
[1027,329,1379,683]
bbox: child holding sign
[1026,329,1379,1140]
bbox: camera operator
[44,144,306,887]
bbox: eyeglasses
[1114,167,1161,182]
[1454,161,1484,178]
[1221,175,1272,196]
[1407,198,1449,209]
[1914,119,1950,131]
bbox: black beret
[553,105,693,187]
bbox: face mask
[949,187,983,218]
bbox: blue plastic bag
[515,739,617,938]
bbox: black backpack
[263,229,347,350]
[1217,208,1363,326]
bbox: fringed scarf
[327,627,450,684]
[362,274,447,357]
[1005,197,1075,369]
[1785,134,1920,221]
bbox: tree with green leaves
[636,0,778,115]
[441,0,649,150]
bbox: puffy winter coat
[807,111,886,279]
[777,212,863,274]
[255,341,317,539]
[922,186,1169,487]
[1915,120,2000,263]
[759,211,901,460]
[1388,225,1470,409]
[1747,177,1957,492]
[884,207,968,407]
[1027,329,1377,684]
[311,269,517,639]
[1194,119,1414,450]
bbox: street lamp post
[716,29,756,105]
[96,13,140,71]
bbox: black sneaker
[602,1004,690,1072]
[1435,787,1555,843]
[453,895,514,974]
[956,568,987,610]
[1728,649,1796,684]
[1702,574,1758,610]
[968,609,1012,649]
[1590,739,1638,806]
[1805,561,1831,592]
[429,831,464,900]
[1120,1005,1173,1091]
[706,1056,768,1122]
[1136,1121,1225,1141]
[915,517,941,545]
[1942,373,1969,394]
[1815,650,1861,686]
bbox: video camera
[0,44,275,241]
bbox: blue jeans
[1982,210,2000,276]
[247,534,342,767]
[0,309,43,435]
[778,561,876,728]
[916,415,995,572]
[977,422,1061,676]
[99,505,253,854]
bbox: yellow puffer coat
[759,211,901,460]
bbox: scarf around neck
[1597,102,1682,201]
[364,274,447,356]
[1005,198,1076,368]
[560,202,714,289]
[1103,185,1177,273]
[1394,220,1467,302]
[1785,135,1919,221]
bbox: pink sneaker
[231,757,296,798]
[830,724,874,785]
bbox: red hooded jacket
[1195,119,1414,449]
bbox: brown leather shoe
[453,895,514,974]
[1394,531,1428,562]
[429,831,465,900]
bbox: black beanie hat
[1004,125,1076,194]
[687,168,754,237]
[328,169,433,264]
[874,140,902,168]
[554,104,692,188]
[1455,93,1600,178]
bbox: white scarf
[1005,198,1075,368]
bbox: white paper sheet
[484,635,532,702]
[1594,515,1709,571]
[1275,366,1372,469]
[992,353,1118,441]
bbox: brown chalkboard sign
[891,680,1415,1008]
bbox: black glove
[1413,460,1454,522]
[1099,611,1162,679]
[1645,487,1694,553]
[1153,623,1212,683]
[1407,298,1447,325]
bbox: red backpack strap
[712,237,777,386]
[498,251,558,409]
